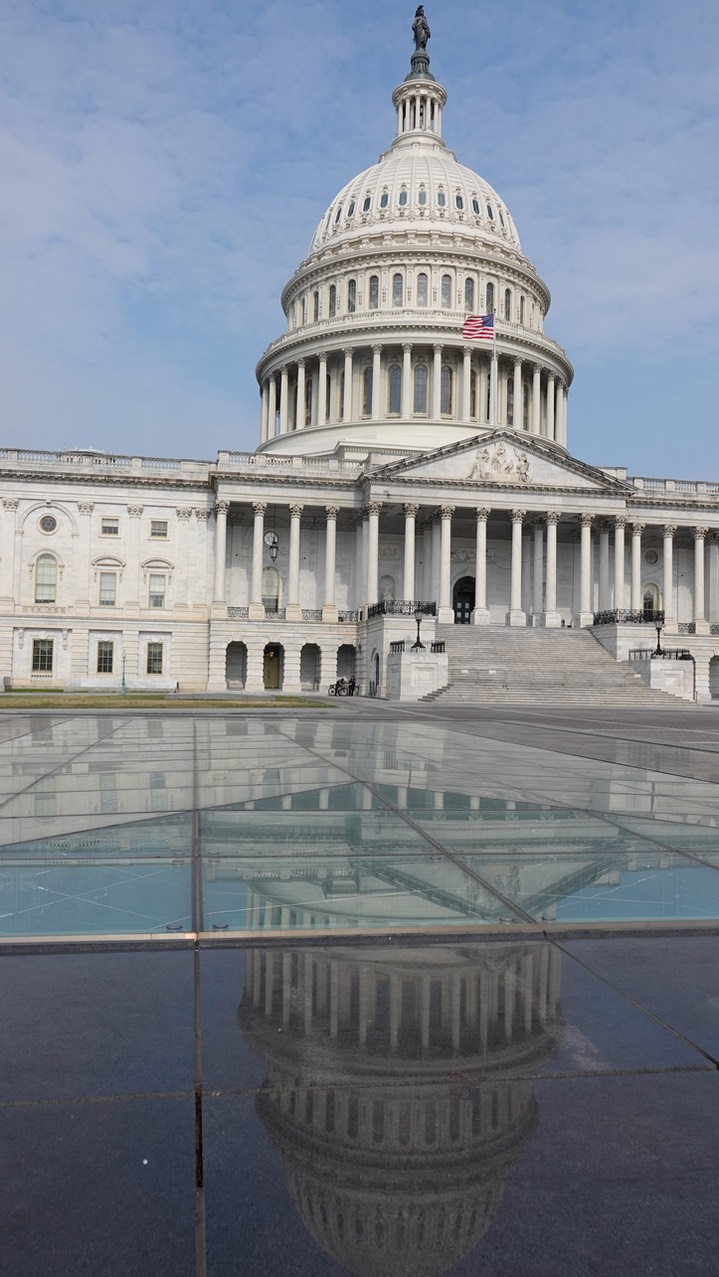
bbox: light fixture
[411,606,425,650]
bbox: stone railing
[631,476,719,495]
[227,607,249,619]
[593,609,664,626]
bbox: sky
[1,0,718,477]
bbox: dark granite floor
[2,934,718,1277]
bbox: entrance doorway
[263,644,283,689]
[453,576,475,624]
[225,641,247,688]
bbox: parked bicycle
[328,677,356,696]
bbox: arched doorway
[300,643,321,690]
[225,641,247,688]
[453,576,475,624]
[709,656,719,700]
[643,584,660,616]
[337,644,356,679]
[263,644,283,689]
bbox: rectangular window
[150,771,168,812]
[99,572,117,607]
[34,557,57,603]
[101,518,119,535]
[150,520,168,539]
[32,639,54,672]
[148,575,166,608]
[97,641,114,674]
[146,642,163,674]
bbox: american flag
[462,313,495,340]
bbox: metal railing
[629,648,693,661]
[367,599,437,619]
[593,609,664,626]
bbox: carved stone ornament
[127,505,144,518]
[379,546,398,559]
[176,507,193,521]
[469,441,530,485]
[2,498,19,511]
[77,502,94,515]
[215,499,231,516]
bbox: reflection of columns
[614,516,627,611]
[507,509,526,625]
[630,522,644,612]
[323,505,339,621]
[295,360,306,430]
[438,505,455,623]
[546,375,556,442]
[402,344,412,419]
[366,502,382,607]
[531,366,541,435]
[286,503,303,621]
[371,345,382,422]
[213,499,229,605]
[402,504,418,600]
[532,520,544,618]
[462,348,471,420]
[279,366,289,434]
[267,376,277,439]
[472,507,491,624]
[317,352,328,427]
[578,513,594,626]
[513,358,522,431]
[662,524,676,628]
[343,348,353,421]
[248,501,267,620]
[543,512,560,625]
[694,526,708,631]
[432,344,442,418]
[598,521,611,610]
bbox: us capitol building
[4,14,718,700]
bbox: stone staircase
[423,625,691,706]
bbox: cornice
[0,469,210,494]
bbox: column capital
[251,501,267,517]
[403,503,419,518]
[514,356,522,369]
[279,363,288,375]
[694,526,708,540]
[268,372,277,385]
[440,504,455,520]
[367,501,383,517]
[433,342,443,354]
[194,508,211,522]
[614,514,628,529]
[325,504,340,520]
[511,509,526,524]
[663,523,677,537]
[475,506,491,522]
[631,521,645,536]
[2,498,19,511]
[531,363,541,374]
[371,343,382,355]
[296,357,306,370]
[176,507,192,521]
[598,519,613,534]
[77,502,94,515]
[342,347,354,358]
[318,350,329,363]
[546,511,560,526]
[402,342,413,354]
[580,512,594,528]
[127,505,144,518]
[214,499,230,516]
[289,503,304,519]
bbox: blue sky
[1,0,718,476]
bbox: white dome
[310,140,521,258]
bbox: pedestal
[471,608,491,626]
[437,606,455,624]
[506,610,526,627]
[541,611,562,628]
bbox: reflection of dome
[240,943,562,1276]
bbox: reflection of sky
[2,714,719,937]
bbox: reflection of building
[240,944,562,1276]
[2,16,719,700]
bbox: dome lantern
[392,6,447,143]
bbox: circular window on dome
[39,514,57,534]
[644,549,659,567]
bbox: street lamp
[411,605,425,651]
[653,619,664,657]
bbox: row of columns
[259,348,568,445]
[212,498,716,628]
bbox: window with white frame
[486,282,495,313]
[97,641,114,673]
[369,275,379,309]
[99,572,117,607]
[362,367,373,416]
[347,278,357,313]
[146,642,163,675]
[416,272,428,306]
[34,554,57,603]
[392,273,403,307]
[441,274,452,308]
[464,278,475,312]
[388,365,402,415]
[32,638,54,672]
[101,518,119,536]
[413,365,428,414]
[329,284,337,317]
[150,520,168,539]
[441,366,454,415]
[148,574,166,608]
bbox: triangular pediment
[371,431,629,493]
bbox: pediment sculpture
[469,441,530,484]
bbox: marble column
[176,507,192,607]
[546,375,556,442]
[432,344,443,418]
[248,501,267,620]
[353,514,365,610]
[507,509,526,626]
[260,380,269,443]
[531,366,541,435]
[578,513,594,626]
[402,344,413,419]
[513,358,522,431]
[212,499,229,608]
[472,507,491,625]
[279,366,289,434]
[662,524,676,630]
[430,515,441,603]
[366,502,382,608]
[267,376,277,440]
[296,361,306,430]
[286,503,303,621]
[317,353,328,427]
[402,504,418,601]
[598,521,611,610]
[694,526,709,632]
[614,516,627,611]
[462,348,472,420]
[323,505,340,621]
[630,522,644,612]
[532,520,544,621]
[343,349,353,421]
[371,345,382,422]
[75,502,93,608]
[543,512,561,625]
[479,359,489,426]
[557,383,567,446]
[438,505,455,623]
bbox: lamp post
[653,619,664,657]
[411,605,425,651]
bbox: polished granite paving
[3,705,719,1274]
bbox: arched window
[388,365,402,415]
[455,192,464,210]
[392,273,403,307]
[472,197,480,214]
[504,288,511,320]
[413,365,428,414]
[498,208,506,227]
[35,554,57,603]
[380,190,389,209]
[262,567,280,614]
[507,375,514,426]
[523,382,530,429]
[362,194,371,213]
[338,371,345,421]
[305,377,313,427]
[437,189,446,207]
[417,272,428,306]
[334,206,342,224]
[485,282,495,313]
[486,204,494,221]
[369,275,379,309]
[418,186,427,206]
[464,278,475,312]
[399,188,408,207]
[441,274,452,308]
[329,284,337,318]
[441,366,453,415]
[302,296,307,324]
[362,367,373,416]
[313,290,320,321]
[348,200,355,217]
[519,295,525,324]
[347,278,357,313]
